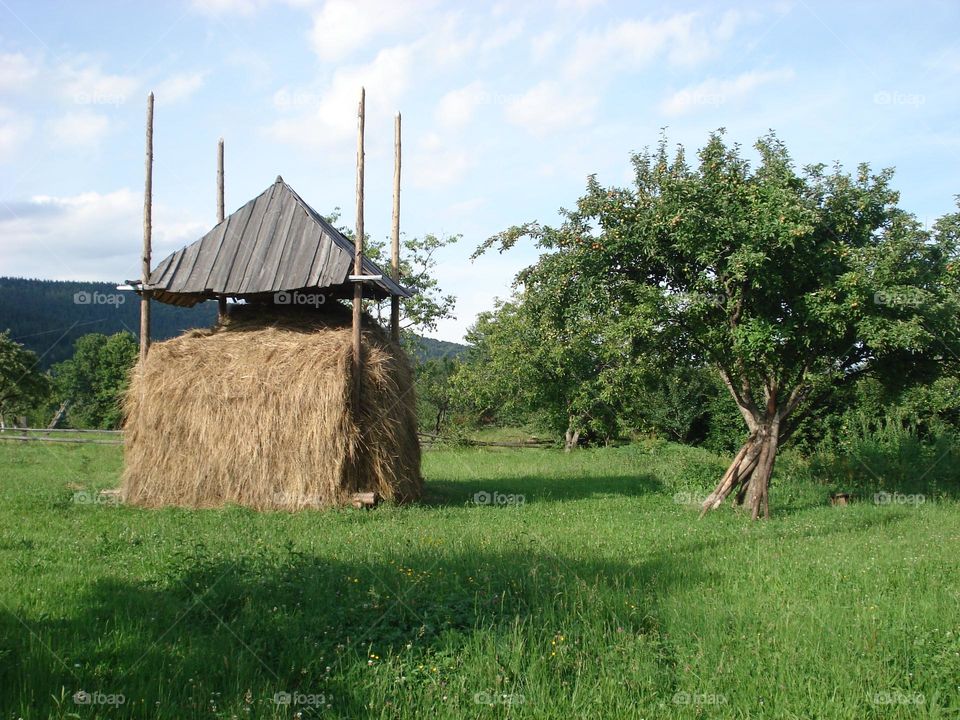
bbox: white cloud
[436,81,486,129]
[565,11,744,79]
[480,18,525,53]
[48,111,110,147]
[191,0,267,13]
[267,44,413,148]
[0,53,39,91]
[557,0,606,11]
[0,107,33,162]
[309,0,435,61]
[659,68,795,116]
[408,132,473,188]
[189,0,312,16]
[505,80,597,136]
[0,189,206,281]
[155,72,207,104]
[429,14,479,65]
[530,30,560,62]
[57,59,139,106]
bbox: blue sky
[1,0,958,342]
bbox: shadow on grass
[0,541,701,719]
[421,473,663,507]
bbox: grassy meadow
[0,440,958,719]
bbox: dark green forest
[0,277,217,368]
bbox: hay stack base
[122,306,421,510]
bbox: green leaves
[472,130,959,457]
[50,332,137,429]
[0,331,51,422]
[363,232,459,336]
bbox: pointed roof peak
[146,176,410,307]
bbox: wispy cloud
[267,44,414,149]
[436,81,486,129]
[0,107,34,162]
[659,68,795,116]
[57,59,139,106]
[408,131,474,188]
[308,0,437,62]
[0,52,39,91]
[0,189,206,280]
[47,110,111,147]
[155,71,207,104]
[505,80,597,136]
[565,11,756,78]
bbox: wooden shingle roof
[145,176,410,307]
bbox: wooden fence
[0,427,123,445]
[0,428,553,449]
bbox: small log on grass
[352,491,379,509]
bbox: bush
[809,409,960,501]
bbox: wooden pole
[352,87,365,413]
[216,137,227,323]
[390,112,401,344]
[140,92,154,363]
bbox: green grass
[0,440,958,719]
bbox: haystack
[122,304,421,509]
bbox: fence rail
[0,435,123,445]
[0,427,123,445]
[0,428,550,449]
[1,427,122,434]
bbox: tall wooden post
[352,88,365,414]
[140,92,154,363]
[216,137,227,323]
[390,112,401,344]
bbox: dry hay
[122,304,421,510]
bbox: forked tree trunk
[699,368,809,520]
[700,411,784,520]
[564,426,580,452]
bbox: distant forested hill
[0,277,465,367]
[0,277,217,367]
[414,336,468,361]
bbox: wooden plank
[236,187,285,293]
[166,234,205,292]
[307,231,336,286]
[154,248,185,288]
[149,253,172,286]
[0,435,122,445]
[205,195,257,293]
[199,220,229,291]
[8,427,122,434]
[182,223,226,291]
[280,219,322,291]
[331,250,354,287]
[269,207,312,291]
[245,187,299,293]
[223,183,278,293]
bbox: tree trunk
[564,426,580,452]
[700,418,781,520]
[434,404,447,435]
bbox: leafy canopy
[477,131,959,438]
[0,330,51,422]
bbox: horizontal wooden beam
[351,491,379,508]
